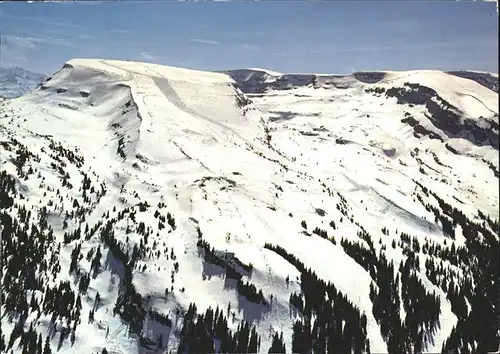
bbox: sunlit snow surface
[1,59,498,353]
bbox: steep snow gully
[0,59,498,354]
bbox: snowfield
[1,59,498,354]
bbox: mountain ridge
[0,66,47,99]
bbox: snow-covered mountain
[0,59,498,354]
[0,66,47,99]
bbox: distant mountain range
[0,66,47,99]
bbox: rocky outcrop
[224,69,315,93]
[224,69,383,94]
[387,82,498,149]
[353,72,387,84]
[386,82,437,105]
[447,71,499,93]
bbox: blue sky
[0,1,498,75]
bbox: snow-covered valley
[0,59,498,354]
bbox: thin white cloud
[42,1,76,4]
[110,29,131,34]
[240,43,259,50]
[138,52,182,65]
[278,40,498,57]
[0,40,28,69]
[2,13,86,30]
[265,52,287,57]
[0,34,75,71]
[0,46,28,66]
[67,1,105,5]
[4,37,38,50]
[221,31,265,39]
[1,12,130,33]
[1,34,75,49]
[140,52,158,61]
[42,1,108,5]
[189,38,220,45]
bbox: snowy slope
[0,66,47,99]
[1,59,498,354]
